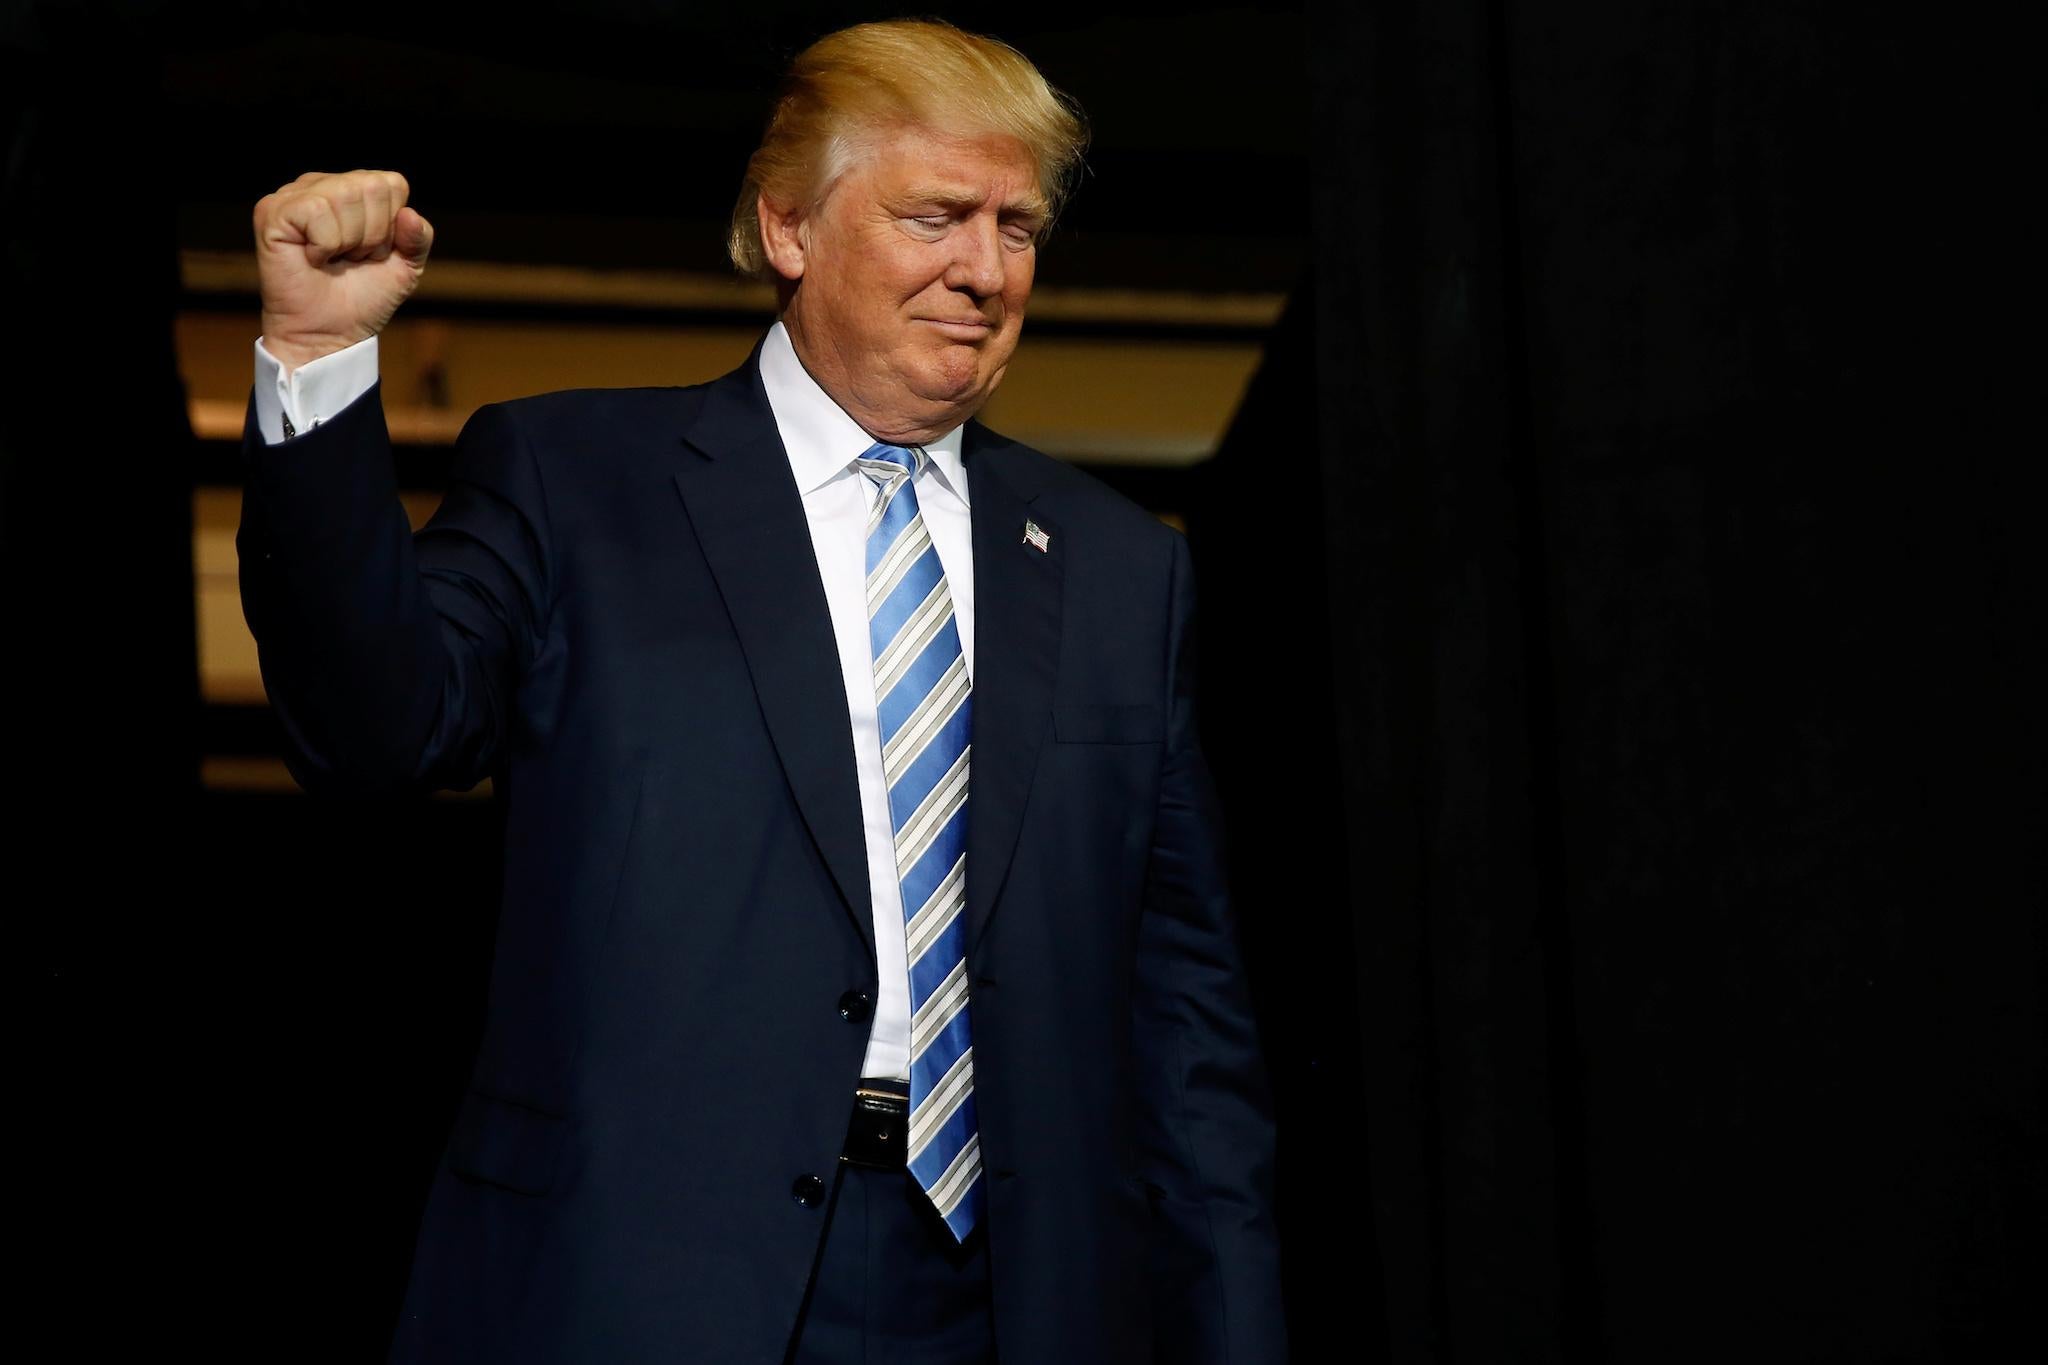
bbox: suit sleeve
[1133,529,1290,1362]
[235,382,552,795]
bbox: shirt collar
[758,320,970,505]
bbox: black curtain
[7,10,498,1350]
[1193,1,2041,1360]
[6,5,202,1339]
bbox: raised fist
[254,169,434,371]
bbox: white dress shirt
[251,321,976,1081]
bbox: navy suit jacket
[236,341,1286,1363]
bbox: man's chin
[907,357,993,407]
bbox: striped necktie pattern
[857,441,983,1242]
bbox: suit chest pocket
[1052,703,1164,744]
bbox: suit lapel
[669,360,1062,965]
[963,423,1062,956]
[673,350,874,960]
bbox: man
[239,19,1284,1363]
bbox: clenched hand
[254,169,433,372]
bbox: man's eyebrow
[899,186,1049,219]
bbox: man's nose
[947,216,1007,297]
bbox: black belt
[841,1078,910,1171]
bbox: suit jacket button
[837,990,872,1023]
[792,1174,826,1207]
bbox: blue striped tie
[857,441,983,1243]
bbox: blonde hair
[728,19,1089,280]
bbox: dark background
[8,1,2040,1359]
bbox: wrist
[258,325,374,376]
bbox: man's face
[769,123,1043,440]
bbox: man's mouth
[917,317,996,339]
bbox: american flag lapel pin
[1022,518,1051,553]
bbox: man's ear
[758,192,807,283]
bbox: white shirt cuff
[252,334,380,445]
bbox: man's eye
[908,216,949,231]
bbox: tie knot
[855,442,924,484]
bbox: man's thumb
[394,206,434,264]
